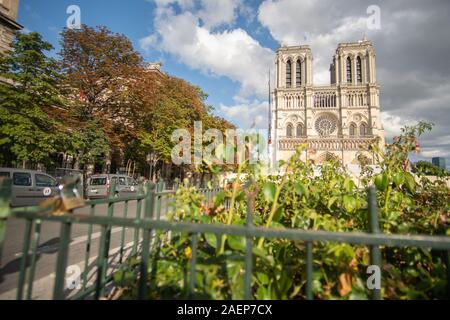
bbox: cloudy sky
[20,0,450,166]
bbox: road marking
[14,227,124,257]
[1,242,136,300]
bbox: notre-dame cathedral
[270,37,385,166]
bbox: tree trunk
[74,152,83,171]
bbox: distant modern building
[0,0,22,54]
[432,157,446,170]
[270,37,385,166]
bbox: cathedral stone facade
[270,38,385,166]
[0,0,21,54]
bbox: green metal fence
[0,177,449,300]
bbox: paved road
[0,196,173,299]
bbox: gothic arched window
[296,59,302,87]
[286,60,292,88]
[346,57,352,84]
[360,123,368,136]
[296,123,303,137]
[356,56,362,83]
[349,123,357,136]
[286,123,293,137]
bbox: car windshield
[90,177,107,186]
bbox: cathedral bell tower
[271,38,385,167]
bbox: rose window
[315,114,338,136]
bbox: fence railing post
[138,183,155,300]
[132,183,145,255]
[17,219,32,300]
[188,233,198,298]
[306,241,313,300]
[0,177,11,267]
[95,180,116,299]
[446,250,450,299]
[368,186,382,300]
[26,219,42,300]
[53,220,72,300]
[244,191,255,300]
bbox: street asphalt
[0,196,172,299]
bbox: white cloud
[142,0,450,162]
[381,111,450,160]
[380,111,416,140]
[141,3,274,98]
[258,0,369,84]
[421,148,450,159]
[219,99,269,129]
[153,0,195,9]
[198,0,241,29]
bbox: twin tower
[271,37,385,166]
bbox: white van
[0,168,59,207]
[86,174,138,199]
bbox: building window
[357,56,362,83]
[286,123,293,137]
[296,59,301,87]
[13,172,32,186]
[360,123,368,136]
[315,114,338,137]
[36,174,57,187]
[286,60,292,88]
[296,124,303,137]
[346,57,352,84]
[349,123,357,136]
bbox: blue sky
[19,0,274,119]
[19,0,450,167]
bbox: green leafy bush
[114,122,449,300]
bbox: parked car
[86,174,138,199]
[0,168,59,207]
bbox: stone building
[0,0,22,54]
[270,37,385,166]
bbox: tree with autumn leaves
[58,25,233,179]
[0,26,233,180]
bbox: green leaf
[327,196,339,209]
[235,190,246,202]
[113,269,137,287]
[204,233,218,249]
[227,236,245,251]
[404,173,416,193]
[256,285,271,300]
[252,247,275,266]
[213,191,226,207]
[257,272,269,285]
[343,195,357,213]
[343,178,355,193]
[272,206,284,223]
[262,181,276,203]
[393,173,405,187]
[349,288,368,300]
[374,173,389,191]
[312,271,323,294]
[295,182,308,197]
